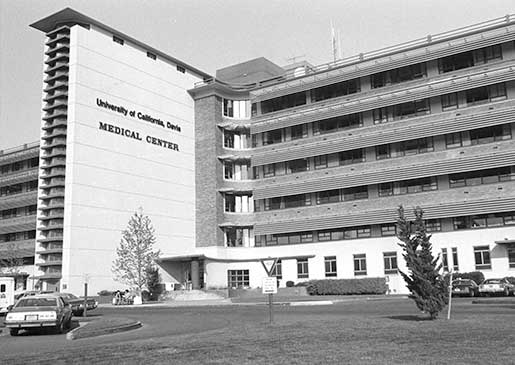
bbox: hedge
[305,278,388,295]
[446,271,485,285]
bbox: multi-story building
[2,8,514,294]
[188,15,515,293]
[0,142,39,290]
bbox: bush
[450,271,485,285]
[504,277,515,285]
[97,290,115,296]
[304,278,388,295]
[286,281,295,287]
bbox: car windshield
[16,298,57,307]
[484,280,501,284]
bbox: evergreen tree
[396,205,448,319]
[112,209,161,294]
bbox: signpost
[261,258,278,324]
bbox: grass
[2,299,513,364]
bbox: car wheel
[9,328,19,336]
[57,320,66,334]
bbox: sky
[1,0,514,149]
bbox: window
[283,194,310,209]
[286,159,309,174]
[342,186,368,201]
[376,145,390,160]
[381,224,397,236]
[146,51,156,60]
[465,83,507,105]
[441,92,458,111]
[316,189,340,205]
[392,99,430,120]
[378,183,393,197]
[311,79,360,102]
[224,131,235,148]
[441,248,449,272]
[297,259,309,279]
[445,132,463,149]
[324,256,337,277]
[373,107,389,124]
[470,124,511,145]
[224,195,235,212]
[425,219,441,232]
[438,45,502,73]
[264,197,281,211]
[112,35,124,45]
[290,124,307,140]
[508,248,515,268]
[223,99,250,119]
[314,155,328,169]
[449,166,513,188]
[317,230,331,242]
[176,65,186,74]
[263,130,282,145]
[371,63,426,88]
[474,246,491,270]
[384,252,398,274]
[261,92,306,114]
[353,254,367,276]
[224,162,233,180]
[452,247,459,271]
[263,164,275,178]
[313,113,363,135]
[339,149,365,165]
[227,270,249,288]
[271,260,282,279]
[225,228,250,247]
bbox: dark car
[52,293,98,316]
[5,294,72,336]
[452,279,479,297]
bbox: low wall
[229,287,308,298]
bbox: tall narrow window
[383,252,398,274]
[441,248,449,272]
[297,259,309,279]
[324,256,337,277]
[474,246,491,270]
[353,254,367,276]
[452,247,459,271]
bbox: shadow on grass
[386,315,433,321]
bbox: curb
[66,320,142,340]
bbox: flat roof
[30,7,212,80]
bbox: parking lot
[1,297,514,364]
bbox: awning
[494,239,515,245]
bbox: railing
[0,141,40,157]
[193,14,515,90]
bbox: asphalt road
[0,297,512,363]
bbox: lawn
[1,298,513,364]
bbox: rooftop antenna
[331,21,342,62]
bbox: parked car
[478,278,515,297]
[52,292,98,316]
[452,279,479,297]
[4,294,72,336]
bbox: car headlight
[6,313,22,321]
[39,311,57,319]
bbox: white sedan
[5,294,73,336]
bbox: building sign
[96,98,181,151]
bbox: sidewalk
[98,294,408,309]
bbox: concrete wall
[60,24,201,294]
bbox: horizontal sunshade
[254,197,515,235]
[253,150,515,200]
[252,106,515,166]
[251,62,515,134]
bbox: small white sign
[262,277,278,294]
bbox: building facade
[187,15,515,293]
[0,143,39,290]
[1,9,515,295]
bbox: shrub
[504,276,515,285]
[295,281,308,287]
[452,271,485,285]
[97,290,115,296]
[304,278,388,295]
[286,281,295,287]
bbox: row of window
[250,211,515,247]
[0,180,38,197]
[258,166,514,211]
[0,230,36,243]
[1,205,37,219]
[253,44,504,116]
[227,244,515,288]
[112,35,186,73]
[251,82,508,148]
[253,124,512,179]
[0,157,39,175]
